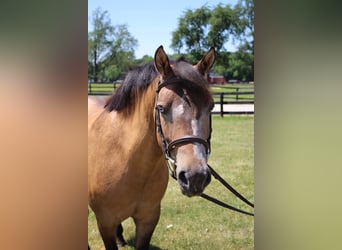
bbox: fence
[88,82,120,95]
[88,83,254,115]
[211,87,254,116]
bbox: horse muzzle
[177,167,211,197]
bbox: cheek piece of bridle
[154,77,254,217]
[155,78,211,180]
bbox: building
[208,74,226,84]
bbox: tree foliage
[171,6,211,60]
[88,7,138,82]
[171,0,254,81]
[207,4,240,51]
[134,55,154,66]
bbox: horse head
[154,46,216,197]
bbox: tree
[171,4,240,60]
[171,1,254,81]
[102,24,138,81]
[171,6,211,60]
[232,0,254,81]
[235,0,254,51]
[88,8,114,82]
[88,7,138,82]
[88,60,95,82]
[207,4,240,51]
[134,55,154,66]
[229,43,254,81]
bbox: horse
[88,46,216,250]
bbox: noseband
[155,78,212,179]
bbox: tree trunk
[93,48,98,83]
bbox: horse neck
[124,79,162,160]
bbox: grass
[88,115,254,249]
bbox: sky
[88,0,239,58]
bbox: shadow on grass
[126,238,162,250]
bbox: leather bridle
[155,77,212,180]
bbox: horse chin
[179,187,202,197]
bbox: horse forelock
[171,60,213,109]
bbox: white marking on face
[191,119,206,161]
[174,103,184,116]
[191,119,200,136]
[193,143,204,161]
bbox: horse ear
[195,47,216,76]
[154,45,172,78]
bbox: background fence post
[220,92,224,118]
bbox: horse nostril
[178,171,188,186]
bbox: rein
[200,165,254,216]
[155,78,254,217]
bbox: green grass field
[88,115,254,250]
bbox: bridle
[155,77,254,216]
[155,77,212,179]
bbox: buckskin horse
[88,46,216,250]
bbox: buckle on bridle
[165,154,177,180]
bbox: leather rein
[155,78,254,216]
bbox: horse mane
[104,62,157,112]
[105,58,212,113]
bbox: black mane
[104,62,157,112]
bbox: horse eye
[157,105,166,114]
[210,102,215,111]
